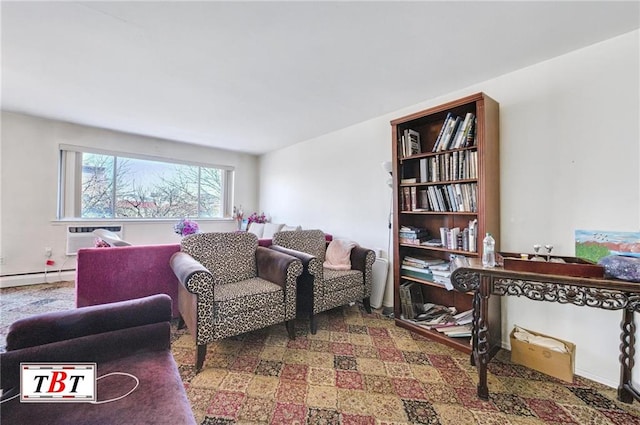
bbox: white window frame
[58,144,234,220]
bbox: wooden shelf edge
[398,244,480,256]
[399,274,473,293]
[395,318,472,354]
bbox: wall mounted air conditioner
[66,225,123,255]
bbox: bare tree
[82,154,223,219]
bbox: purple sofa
[0,294,196,425]
[76,236,332,317]
[76,244,183,317]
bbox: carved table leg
[470,289,480,367]
[618,307,635,403]
[476,275,491,401]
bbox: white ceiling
[2,1,639,155]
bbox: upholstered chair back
[181,232,258,285]
[273,229,326,260]
[272,229,326,280]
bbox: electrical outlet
[0,257,5,265]
[45,247,52,258]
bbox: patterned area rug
[2,281,640,424]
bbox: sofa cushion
[262,222,285,239]
[248,222,265,238]
[281,224,302,232]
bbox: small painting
[575,229,640,263]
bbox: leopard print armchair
[170,232,302,371]
[271,229,375,334]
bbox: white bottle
[482,233,496,267]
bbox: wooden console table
[450,259,640,403]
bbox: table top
[452,258,640,293]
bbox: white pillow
[281,225,302,232]
[323,239,356,270]
[247,222,265,238]
[262,222,285,239]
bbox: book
[410,186,417,211]
[419,158,428,183]
[407,129,421,156]
[404,255,444,266]
[432,112,452,152]
[417,189,429,210]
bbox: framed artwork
[575,229,640,263]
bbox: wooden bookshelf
[390,92,502,354]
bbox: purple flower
[174,218,199,236]
[247,212,267,224]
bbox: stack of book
[429,262,453,290]
[407,303,457,328]
[399,226,429,245]
[432,309,474,337]
[400,255,445,281]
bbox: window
[59,146,233,220]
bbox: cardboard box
[510,326,575,382]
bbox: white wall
[259,30,640,387]
[0,112,260,283]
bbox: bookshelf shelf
[391,92,502,354]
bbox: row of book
[432,112,476,152]
[440,220,478,253]
[401,183,477,213]
[416,150,478,183]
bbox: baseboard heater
[66,225,123,255]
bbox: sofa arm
[5,294,172,351]
[1,321,170,395]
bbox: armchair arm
[350,246,375,273]
[5,294,171,351]
[350,246,376,297]
[170,251,214,294]
[255,246,303,288]
[270,245,319,276]
[256,247,303,321]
